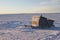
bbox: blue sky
[0,0,60,14]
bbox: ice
[0,29,60,40]
[0,13,60,40]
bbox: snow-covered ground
[0,22,60,40]
[0,27,60,40]
[0,13,60,40]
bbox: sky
[0,0,60,14]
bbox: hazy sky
[0,0,60,14]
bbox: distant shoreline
[0,13,60,15]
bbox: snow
[0,13,60,40]
[0,28,60,40]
